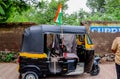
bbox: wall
[90,32,120,54]
[86,21,120,55]
[0,22,36,52]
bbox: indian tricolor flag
[54,4,62,25]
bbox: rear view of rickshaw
[18,25,100,79]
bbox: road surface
[0,62,117,79]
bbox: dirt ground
[0,62,117,79]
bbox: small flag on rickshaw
[54,4,62,25]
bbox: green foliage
[84,0,120,21]
[2,0,120,24]
[13,0,70,25]
[33,0,68,24]
[63,13,78,25]
[86,0,106,13]
[0,51,17,62]
[5,53,14,62]
[0,0,30,22]
[0,5,5,15]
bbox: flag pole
[54,3,63,49]
[53,3,63,74]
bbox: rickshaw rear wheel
[23,71,39,79]
[90,65,100,76]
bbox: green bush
[0,51,18,62]
[5,53,14,62]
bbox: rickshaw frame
[18,25,99,79]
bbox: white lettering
[97,28,101,33]
[104,28,111,33]
[91,28,97,32]
[111,28,118,33]
[90,27,120,33]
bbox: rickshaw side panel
[19,56,50,75]
[21,27,44,53]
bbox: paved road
[0,62,117,79]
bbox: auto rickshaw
[18,25,100,79]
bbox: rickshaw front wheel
[23,71,39,79]
[90,65,100,76]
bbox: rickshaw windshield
[77,34,85,42]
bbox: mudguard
[20,65,41,74]
[94,56,100,65]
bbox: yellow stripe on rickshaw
[19,52,47,58]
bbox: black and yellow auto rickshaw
[18,25,100,79]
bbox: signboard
[90,26,120,33]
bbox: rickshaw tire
[23,71,39,79]
[90,65,100,76]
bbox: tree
[0,0,33,22]
[63,13,78,25]
[86,0,106,13]
[24,0,69,24]
[84,0,120,21]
